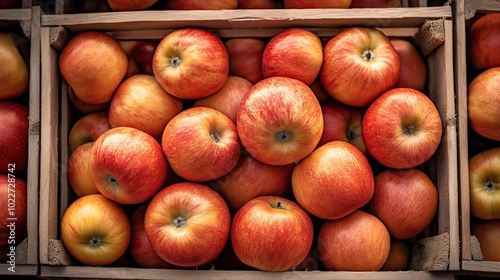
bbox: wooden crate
[39,7,459,279]
[454,0,500,275]
[0,6,40,277]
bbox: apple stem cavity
[88,236,102,248]
[362,50,376,62]
[403,124,416,136]
[346,129,355,142]
[173,216,187,228]
[277,131,292,142]
[170,56,181,68]
[210,131,221,143]
[485,180,496,191]
[108,175,119,186]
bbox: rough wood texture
[48,239,73,266]
[413,19,445,56]
[16,238,28,264]
[0,264,38,275]
[462,260,500,273]
[49,25,68,51]
[410,232,450,271]
[0,8,31,21]
[464,0,500,19]
[470,236,483,261]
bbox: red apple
[318,210,391,271]
[469,147,500,220]
[67,142,100,197]
[0,175,27,246]
[225,38,265,84]
[166,0,238,9]
[262,28,323,86]
[109,74,183,140]
[309,77,331,103]
[61,194,130,266]
[468,13,500,70]
[119,41,157,75]
[380,238,410,271]
[362,88,442,169]
[89,127,168,204]
[284,0,351,8]
[68,86,110,114]
[193,76,252,123]
[59,31,128,104]
[0,33,29,100]
[231,196,313,271]
[124,54,140,78]
[350,0,402,8]
[472,219,500,261]
[320,27,400,107]
[210,239,250,270]
[145,182,231,267]
[0,102,28,173]
[161,107,240,182]
[107,0,158,11]
[68,111,111,151]
[238,0,283,9]
[292,141,374,220]
[237,76,323,165]
[390,39,427,91]
[153,28,229,99]
[468,67,500,141]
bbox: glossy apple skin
[0,175,27,246]
[59,31,128,104]
[380,238,410,271]
[68,111,111,151]
[469,147,500,220]
[367,168,438,239]
[262,28,323,86]
[0,102,28,173]
[472,219,500,261]
[284,0,351,8]
[67,142,100,197]
[391,39,427,91]
[167,0,238,9]
[124,54,140,79]
[0,33,29,100]
[225,38,265,84]
[107,0,158,11]
[237,76,323,165]
[468,67,500,141]
[109,74,183,140]
[318,210,391,271]
[292,141,374,220]
[89,127,168,204]
[68,86,110,114]
[362,88,442,169]
[193,76,253,123]
[231,196,313,271]
[468,13,500,70]
[61,194,130,266]
[119,41,157,75]
[350,0,401,8]
[320,27,400,107]
[238,0,282,9]
[145,182,231,267]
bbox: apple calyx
[107,175,119,186]
[173,216,187,228]
[484,180,497,192]
[362,50,376,62]
[272,201,284,210]
[170,56,181,68]
[88,236,103,248]
[210,131,221,143]
[277,131,292,142]
[403,124,416,136]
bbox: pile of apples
[466,13,500,262]
[61,23,442,272]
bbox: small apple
[390,39,427,91]
[166,0,238,9]
[467,13,500,70]
[0,175,27,246]
[350,0,402,8]
[0,102,28,173]
[225,38,266,84]
[68,111,111,151]
[309,77,331,103]
[472,218,500,261]
[238,0,283,9]
[469,147,500,220]
[380,238,410,271]
[67,142,100,197]
[0,33,29,100]
[119,41,157,75]
[107,0,158,11]
[284,0,351,8]
[68,86,110,114]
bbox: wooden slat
[0,264,38,275]
[22,0,31,8]
[0,8,31,21]
[59,80,70,223]
[464,0,500,19]
[462,260,500,273]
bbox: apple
[108,74,183,140]
[0,175,27,246]
[225,38,265,84]
[238,0,283,9]
[119,41,157,76]
[292,141,374,220]
[468,13,500,70]
[68,86,110,114]
[350,0,402,8]
[262,28,323,86]
[59,31,128,104]
[468,67,500,141]
[145,182,231,267]
[67,142,100,197]
[153,28,229,99]
[380,238,410,271]
[0,102,28,173]
[89,127,168,204]
[390,39,427,91]
[61,194,130,266]
[362,88,442,169]
[309,77,331,103]
[124,54,140,78]
[166,0,238,9]
[469,147,500,220]
[472,218,500,261]
[237,76,323,165]
[210,239,250,270]
[318,210,391,271]
[213,152,294,212]
[320,27,400,107]
[0,33,29,100]
[231,196,313,271]
[284,0,351,8]
[193,76,253,123]
[367,168,438,239]
[162,107,240,182]
[68,111,111,151]
[107,0,158,11]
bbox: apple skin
[238,0,283,9]
[59,31,128,104]
[0,102,28,173]
[472,219,500,261]
[162,107,240,182]
[469,147,500,220]
[107,0,158,11]
[318,210,391,271]
[292,141,374,220]
[350,0,402,8]
[380,238,410,271]
[119,41,157,76]
[145,182,231,267]
[68,111,111,152]
[67,142,100,197]
[0,175,27,246]
[109,74,183,140]
[193,76,253,123]
[68,86,110,114]
[61,194,130,266]
[124,54,140,79]
[225,38,265,84]
[390,39,427,91]
[468,67,500,141]
[468,13,500,71]
[237,76,324,165]
[284,0,351,8]
[166,0,238,9]
[89,127,168,205]
[0,33,29,100]
[320,27,400,107]
[309,77,331,103]
[231,196,313,271]
[366,168,438,239]
[153,28,229,99]
[362,88,442,169]
[262,28,323,86]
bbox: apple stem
[362,50,375,62]
[170,56,181,68]
[277,131,292,142]
[173,216,187,228]
[403,124,416,136]
[210,131,221,143]
[485,180,496,191]
[88,236,102,247]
